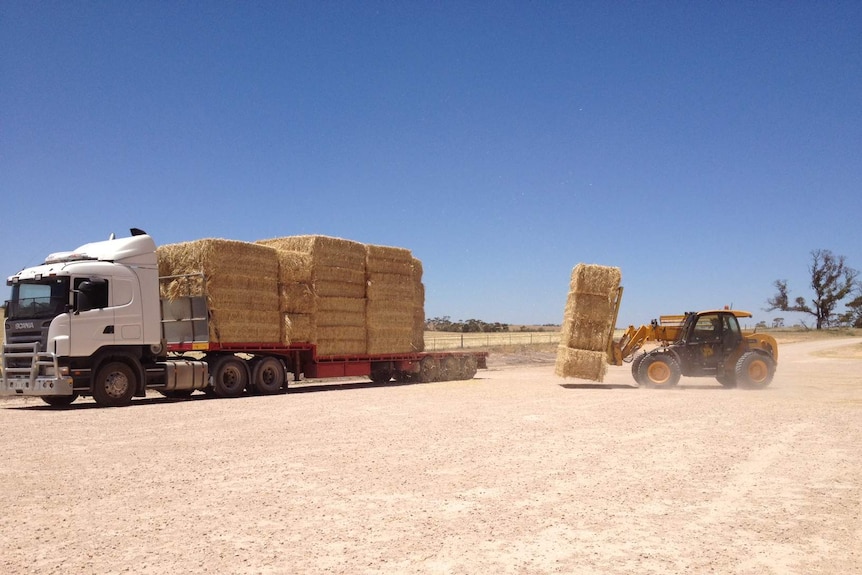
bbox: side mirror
[75,278,108,313]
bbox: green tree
[767,249,859,329]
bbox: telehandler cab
[606,289,778,388]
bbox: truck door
[69,277,114,357]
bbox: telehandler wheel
[638,354,681,388]
[41,393,79,407]
[251,357,286,395]
[735,352,775,389]
[716,373,737,388]
[210,356,248,398]
[92,361,137,407]
[631,354,647,385]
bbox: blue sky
[2,1,860,328]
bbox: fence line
[423,331,561,351]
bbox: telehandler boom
[605,288,778,388]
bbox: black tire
[41,393,79,407]
[462,356,478,380]
[637,354,681,388]
[418,357,440,383]
[394,370,415,383]
[369,362,394,384]
[440,357,459,381]
[716,372,737,388]
[631,354,646,385]
[210,356,248,398]
[251,357,285,395]
[92,361,137,407]
[735,352,775,389]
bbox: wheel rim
[105,370,131,398]
[747,359,768,383]
[647,361,670,384]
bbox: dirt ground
[1,338,860,574]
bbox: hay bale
[157,239,280,343]
[258,235,366,269]
[276,250,313,284]
[282,313,316,345]
[555,263,621,382]
[279,282,317,314]
[366,244,414,275]
[554,347,607,381]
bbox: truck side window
[74,277,109,312]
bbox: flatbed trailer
[1,230,488,407]
[167,340,487,385]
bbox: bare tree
[766,249,858,329]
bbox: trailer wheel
[440,357,459,381]
[92,361,137,407]
[41,393,79,407]
[638,354,680,388]
[418,357,440,383]
[735,352,775,389]
[210,356,248,398]
[252,357,285,395]
[394,370,415,383]
[461,356,478,380]
[370,362,394,384]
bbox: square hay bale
[366,244,414,275]
[157,239,280,343]
[279,282,317,314]
[257,235,366,270]
[317,325,367,356]
[282,313,316,345]
[554,346,608,382]
[555,263,621,380]
[276,250,313,284]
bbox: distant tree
[771,317,785,328]
[842,288,862,328]
[767,249,859,329]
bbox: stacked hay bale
[365,245,423,354]
[275,250,315,343]
[258,235,368,356]
[411,258,425,353]
[157,239,281,344]
[555,263,622,382]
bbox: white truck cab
[1,229,193,406]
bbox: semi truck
[1,229,487,407]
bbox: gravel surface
[2,338,860,574]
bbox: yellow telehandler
[605,288,778,388]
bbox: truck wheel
[370,362,394,384]
[735,352,775,389]
[631,354,646,385]
[41,393,79,407]
[638,354,680,388]
[210,356,248,398]
[418,357,440,383]
[252,357,285,395]
[92,361,137,407]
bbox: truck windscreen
[6,278,70,320]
